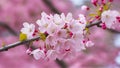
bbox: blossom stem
[86,21,102,28]
[0,36,40,52]
[86,21,120,33]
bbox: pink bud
[26,48,32,55]
[109,0,113,2]
[83,40,86,43]
[116,16,120,23]
[81,5,89,11]
[102,0,106,5]
[95,16,100,19]
[63,23,68,29]
[91,0,98,6]
[99,6,103,12]
[101,23,106,29]
[69,32,73,37]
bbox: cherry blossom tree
[0,0,120,68]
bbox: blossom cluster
[90,0,120,29]
[19,0,120,61]
[101,10,120,28]
[20,12,94,61]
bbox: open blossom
[60,13,73,23]
[101,10,120,28]
[31,49,45,60]
[31,49,57,60]
[21,22,35,39]
[36,12,51,33]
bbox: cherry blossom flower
[31,49,57,61]
[21,22,35,39]
[36,12,51,33]
[53,14,65,28]
[31,49,45,60]
[46,50,57,60]
[68,20,83,33]
[46,22,59,35]
[85,41,94,47]
[60,13,73,23]
[101,10,120,28]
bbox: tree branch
[0,36,40,52]
[86,21,101,28]
[0,22,18,36]
[86,21,120,33]
[0,21,120,52]
[55,58,68,68]
[43,0,60,14]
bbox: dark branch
[55,58,68,68]
[0,22,18,36]
[43,0,60,14]
[0,21,120,52]
[0,36,40,52]
[107,28,120,33]
[0,20,120,52]
[86,21,102,28]
[86,21,120,33]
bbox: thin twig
[86,21,120,33]
[86,21,102,28]
[107,28,120,33]
[0,36,40,52]
[0,21,120,52]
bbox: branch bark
[0,36,40,52]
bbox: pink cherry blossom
[101,10,120,28]
[46,22,59,35]
[19,12,95,61]
[46,50,57,60]
[31,49,45,60]
[60,13,73,23]
[36,12,51,33]
[21,22,35,39]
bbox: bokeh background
[0,0,120,68]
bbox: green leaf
[89,14,96,17]
[39,33,46,41]
[19,33,27,41]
